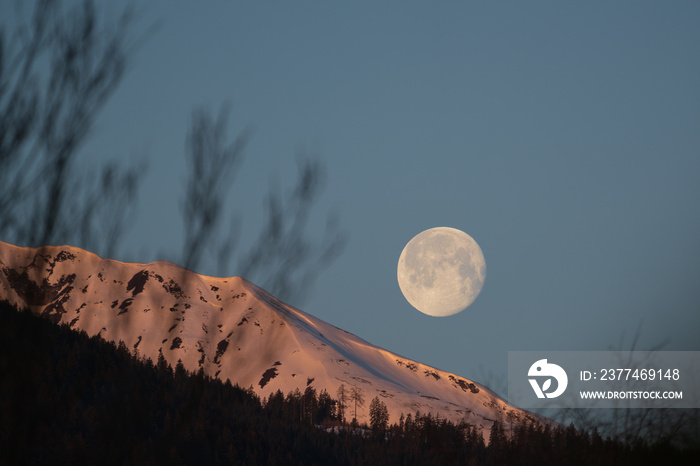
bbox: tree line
[1,301,697,465]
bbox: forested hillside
[0,301,695,465]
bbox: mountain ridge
[0,241,536,432]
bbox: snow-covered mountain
[0,241,536,432]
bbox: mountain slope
[0,241,535,431]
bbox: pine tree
[301,386,317,423]
[317,389,336,424]
[369,396,389,435]
[336,384,347,424]
[156,352,171,376]
[488,420,508,464]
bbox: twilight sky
[6,1,700,397]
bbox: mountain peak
[0,241,536,432]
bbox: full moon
[397,227,486,317]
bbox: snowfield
[0,241,539,433]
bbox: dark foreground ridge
[0,301,697,465]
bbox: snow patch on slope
[0,241,538,432]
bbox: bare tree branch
[238,156,346,305]
[181,104,249,272]
[0,0,140,257]
[181,106,346,305]
[3,2,345,308]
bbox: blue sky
[7,1,700,397]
